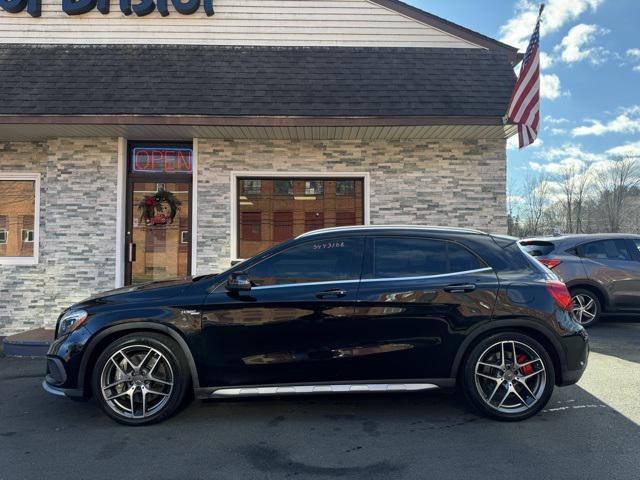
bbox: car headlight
[57,310,88,337]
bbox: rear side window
[372,237,483,279]
[247,237,362,286]
[579,239,632,261]
[519,241,555,257]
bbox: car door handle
[443,283,476,293]
[316,289,347,299]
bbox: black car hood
[74,277,196,307]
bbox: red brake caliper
[517,354,534,375]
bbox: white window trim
[0,172,41,266]
[230,171,371,262]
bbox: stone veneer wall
[0,137,506,334]
[0,138,118,335]
[196,138,507,274]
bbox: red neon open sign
[132,148,193,173]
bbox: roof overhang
[0,115,517,141]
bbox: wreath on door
[138,189,181,225]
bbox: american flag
[507,5,544,149]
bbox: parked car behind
[44,226,588,425]
[520,234,640,327]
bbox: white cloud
[572,106,640,136]
[499,0,604,50]
[555,24,610,64]
[544,115,569,125]
[606,141,640,158]
[540,52,556,69]
[627,49,640,72]
[540,74,566,100]
[528,142,640,178]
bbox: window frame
[230,171,370,262]
[0,173,40,265]
[362,235,488,281]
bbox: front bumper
[42,326,93,399]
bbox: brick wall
[0,138,118,335]
[196,138,507,274]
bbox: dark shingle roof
[0,45,516,117]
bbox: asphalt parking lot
[1,321,639,480]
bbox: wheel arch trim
[450,319,565,380]
[78,322,200,395]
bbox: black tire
[461,332,555,421]
[92,332,190,426]
[569,288,601,327]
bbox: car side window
[247,237,362,286]
[372,237,483,279]
[580,239,632,261]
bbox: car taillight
[539,258,562,269]
[546,280,573,311]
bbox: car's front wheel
[92,332,189,426]
[462,332,555,421]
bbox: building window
[304,180,324,195]
[241,180,262,195]
[273,180,293,196]
[336,180,355,196]
[236,176,365,259]
[0,174,40,265]
[22,228,35,243]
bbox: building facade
[0,0,518,335]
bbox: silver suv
[520,234,640,327]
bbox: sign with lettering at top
[132,147,193,174]
[0,0,214,17]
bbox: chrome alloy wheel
[571,294,597,325]
[100,345,174,419]
[474,340,546,414]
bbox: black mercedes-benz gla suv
[43,226,588,425]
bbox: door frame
[124,141,194,286]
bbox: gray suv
[520,234,640,327]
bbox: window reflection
[0,180,36,258]
[238,178,364,258]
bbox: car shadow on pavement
[587,319,640,364]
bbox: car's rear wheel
[92,332,189,426]
[462,332,555,421]
[570,288,601,327]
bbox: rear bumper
[558,331,589,386]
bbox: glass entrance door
[126,181,191,285]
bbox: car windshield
[519,241,555,257]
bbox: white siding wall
[0,0,483,47]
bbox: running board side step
[207,383,439,398]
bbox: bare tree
[596,156,640,232]
[558,163,592,233]
[522,172,551,236]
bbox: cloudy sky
[407,0,639,195]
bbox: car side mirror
[226,271,252,292]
